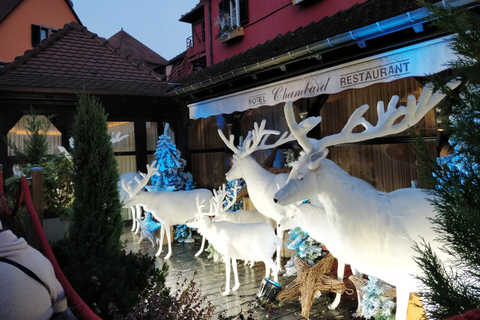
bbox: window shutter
[218,0,226,14]
[239,0,248,26]
[31,25,41,47]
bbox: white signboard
[189,36,458,119]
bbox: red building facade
[170,0,469,192]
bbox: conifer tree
[54,93,166,318]
[413,2,480,318]
[69,93,123,255]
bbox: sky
[72,0,200,61]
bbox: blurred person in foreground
[0,216,67,319]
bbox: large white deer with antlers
[122,162,212,259]
[217,117,321,271]
[273,80,461,320]
[187,196,282,296]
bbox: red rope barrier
[1,173,101,320]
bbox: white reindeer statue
[187,196,282,296]
[217,117,320,271]
[204,181,277,268]
[211,181,276,227]
[273,80,461,320]
[122,162,213,259]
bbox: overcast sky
[72,0,200,61]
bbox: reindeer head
[278,204,305,230]
[186,195,211,229]
[218,120,296,181]
[274,80,461,206]
[122,160,158,207]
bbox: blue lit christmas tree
[360,276,395,320]
[283,227,326,277]
[149,123,195,192]
[147,123,198,242]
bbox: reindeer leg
[351,266,363,317]
[134,205,142,234]
[395,285,410,320]
[164,224,172,260]
[329,259,345,310]
[266,258,279,283]
[222,255,231,296]
[195,236,206,257]
[155,224,165,257]
[232,258,240,291]
[276,223,284,272]
[130,206,136,232]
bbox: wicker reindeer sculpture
[274,80,461,320]
[122,162,212,259]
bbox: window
[7,115,61,157]
[218,0,248,28]
[31,24,58,46]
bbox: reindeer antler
[121,160,158,199]
[195,195,210,217]
[218,119,297,159]
[285,79,461,154]
[210,184,229,215]
[222,180,241,213]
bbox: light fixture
[255,278,282,308]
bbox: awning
[188,36,458,119]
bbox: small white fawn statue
[274,80,461,320]
[202,181,277,268]
[187,196,281,296]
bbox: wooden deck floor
[121,228,359,320]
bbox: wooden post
[25,167,43,249]
[31,167,44,224]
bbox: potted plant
[214,12,244,43]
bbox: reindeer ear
[308,148,328,170]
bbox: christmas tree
[360,276,395,320]
[413,2,480,318]
[283,227,326,277]
[149,123,197,242]
[150,123,194,192]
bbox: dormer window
[31,24,58,46]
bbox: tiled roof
[174,0,431,87]
[167,50,187,65]
[108,29,167,72]
[180,0,204,22]
[0,0,22,23]
[0,22,172,96]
